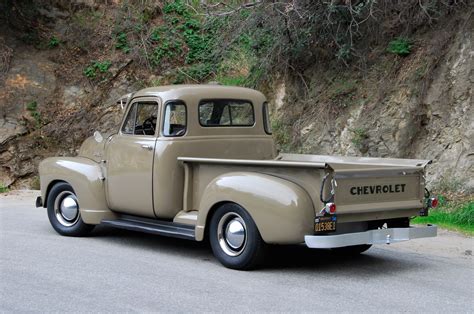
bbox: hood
[78,133,112,162]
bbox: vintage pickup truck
[37,85,438,269]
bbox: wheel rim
[54,191,80,227]
[217,212,247,257]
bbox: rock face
[0,1,472,194]
[0,44,57,187]
[273,13,473,192]
[411,26,473,190]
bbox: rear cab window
[199,100,254,127]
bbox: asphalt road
[1,191,473,312]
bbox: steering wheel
[142,117,156,135]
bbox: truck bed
[178,154,430,223]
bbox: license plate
[315,216,337,233]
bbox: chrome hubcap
[54,191,79,227]
[225,219,246,249]
[217,212,247,257]
[60,197,78,220]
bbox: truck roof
[133,84,266,103]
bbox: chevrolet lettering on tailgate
[350,184,407,195]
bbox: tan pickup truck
[37,85,438,269]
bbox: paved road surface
[1,191,473,312]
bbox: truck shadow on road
[90,225,422,274]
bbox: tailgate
[333,167,425,214]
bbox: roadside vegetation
[0,185,10,193]
[413,196,474,235]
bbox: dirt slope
[0,1,472,192]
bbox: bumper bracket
[35,196,43,208]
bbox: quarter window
[199,100,254,127]
[163,102,187,137]
[122,102,158,136]
[263,102,272,134]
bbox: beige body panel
[178,158,426,243]
[192,171,315,244]
[38,157,118,224]
[153,136,274,219]
[38,85,432,244]
[279,153,431,168]
[105,133,156,217]
[104,96,159,217]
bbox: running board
[101,215,195,240]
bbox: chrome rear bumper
[305,225,437,248]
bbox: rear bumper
[305,225,437,248]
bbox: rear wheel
[331,244,372,256]
[47,182,95,236]
[209,203,265,270]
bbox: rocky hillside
[0,0,472,193]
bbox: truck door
[105,98,159,217]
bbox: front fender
[39,157,117,224]
[196,172,315,244]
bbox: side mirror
[93,131,103,143]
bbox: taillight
[429,197,438,208]
[325,202,336,214]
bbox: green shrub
[26,101,42,128]
[95,60,111,73]
[48,36,60,48]
[271,119,292,152]
[413,200,474,234]
[145,0,220,82]
[83,61,112,79]
[83,65,96,78]
[26,101,37,111]
[183,63,212,81]
[163,0,188,16]
[115,32,130,53]
[217,75,247,86]
[351,128,368,149]
[0,185,9,193]
[387,38,412,56]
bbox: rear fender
[39,157,117,224]
[196,172,314,244]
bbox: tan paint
[193,171,315,244]
[38,157,118,224]
[38,85,433,245]
[102,96,159,217]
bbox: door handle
[141,144,153,151]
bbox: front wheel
[47,182,95,236]
[209,203,265,270]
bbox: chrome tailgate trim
[305,225,437,248]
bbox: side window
[163,102,187,137]
[121,102,158,136]
[262,102,272,134]
[199,100,254,127]
[122,103,137,134]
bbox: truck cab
[37,85,438,270]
